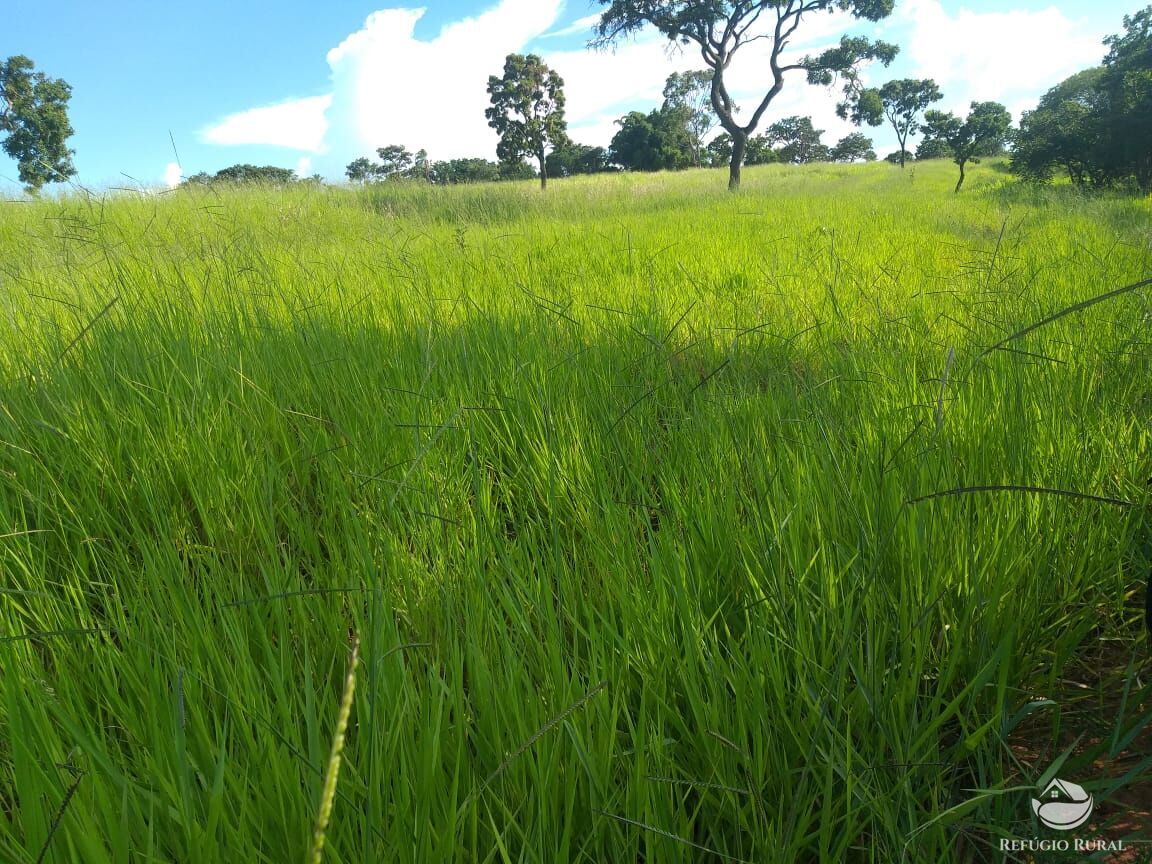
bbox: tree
[843,78,941,168]
[375,145,414,178]
[1011,68,1109,186]
[1100,6,1152,192]
[1010,9,1151,193]
[766,115,830,164]
[745,134,778,165]
[593,1,898,191]
[429,158,503,184]
[914,136,953,161]
[662,69,718,166]
[498,159,538,181]
[345,147,431,183]
[345,157,376,183]
[0,56,76,193]
[546,142,611,177]
[485,53,567,190]
[829,132,876,162]
[188,164,297,185]
[706,132,733,166]
[609,108,695,171]
[921,101,1011,192]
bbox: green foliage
[661,69,716,166]
[915,136,953,161]
[922,101,1012,192]
[592,1,898,189]
[843,78,942,168]
[766,115,830,164]
[1011,68,1109,186]
[1012,7,1152,194]
[345,146,431,183]
[609,108,695,171]
[375,145,416,177]
[485,54,567,189]
[744,133,778,165]
[347,147,535,185]
[830,132,877,162]
[497,159,537,181]
[545,142,612,177]
[430,157,503,184]
[345,157,376,183]
[184,164,298,186]
[0,55,77,193]
[1100,5,1152,191]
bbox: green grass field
[1,160,1150,863]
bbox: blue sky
[2,0,1141,190]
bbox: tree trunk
[539,151,547,191]
[954,159,966,193]
[728,132,747,192]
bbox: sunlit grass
[1,160,1150,862]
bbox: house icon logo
[1032,778,1094,831]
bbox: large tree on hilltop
[592,1,899,191]
[1,55,76,193]
[485,53,567,190]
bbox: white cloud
[322,1,564,162]
[540,13,602,39]
[163,162,183,187]
[897,0,1108,118]
[201,95,332,152]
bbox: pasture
[1,161,1150,862]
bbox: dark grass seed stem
[976,275,1152,360]
[906,485,1136,508]
[460,681,607,814]
[593,810,751,863]
[33,770,84,864]
[55,295,120,366]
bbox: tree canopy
[766,115,830,164]
[545,142,613,177]
[1010,68,1108,186]
[593,0,898,190]
[830,132,876,163]
[485,54,567,190]
[609,108,695,171]
[0,55,76,193]
[1012,7,1151,193]
[184,164,298,186]
[921,101,1011,192]
[843,78,941,168]
[661,69,717,166]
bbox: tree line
[3,4,1148,195]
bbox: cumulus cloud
[322,1,564,163]
[201,95,332,152]
[294,156,313,177]
[897,0,1108,119]
[163,162,183,187]
[540,13,602,39]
